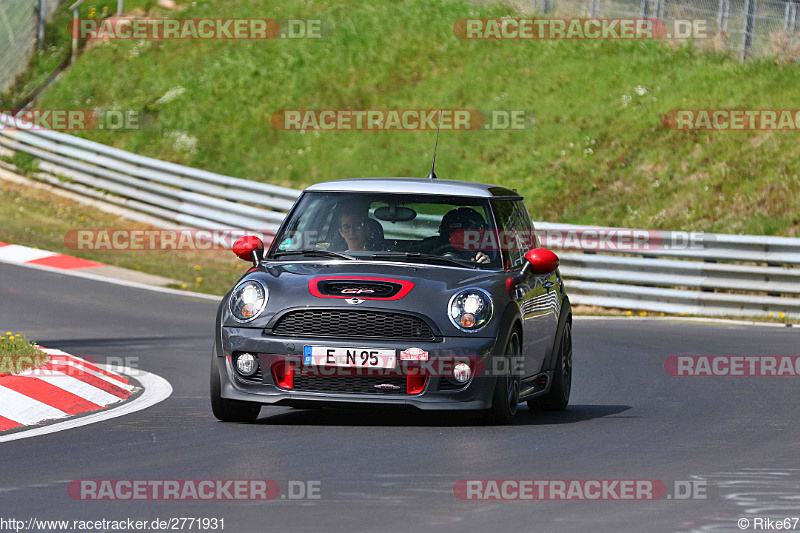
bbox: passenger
[433,207,490,264]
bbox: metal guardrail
[0,113,298,231]
[1,112,799,319]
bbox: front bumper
[216,327,501,411]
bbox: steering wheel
[431,243,457,256]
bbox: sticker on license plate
[303,346,396,369]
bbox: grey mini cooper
[211,178,572,424]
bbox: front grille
[272,310,436,341]
[320,281,401,298]
[438,377,467,391]
[292,368,408,395]
[241,368,263,382]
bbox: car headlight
[229,280,268,322]
[448,288,492,331]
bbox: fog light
[453,362,471,383]
[236,353,258,377]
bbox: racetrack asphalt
[1,260,799,533]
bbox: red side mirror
[524,248,559,274]
[232,236,264,263]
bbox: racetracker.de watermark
[453,18,708,40]
[449,228,705,252]
[665,356,800,377]
[270,109,534,131]
[665,109,800,131]
[67,480,321,500]
[0,354,141,378]
[64,229,274,251]
[0,109,140,131]
[70,18,330,40]
[453,479,707,500]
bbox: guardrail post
[785,1,797,48]
[68,1,85,65]
[118,0,123,17]
[532,0,553,14]
[37,0,46,50]
[589,0,599,18]
[71,7,78,64]
[717,0,730,34]
[740,0,757,62]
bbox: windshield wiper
[271,249,355,261]
[370,252,480,269]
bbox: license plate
[303,346,396,369]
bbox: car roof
[305,178,521,198]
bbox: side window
[513,201,537,250]
[493,200,525,268]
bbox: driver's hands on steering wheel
[473,252,490,264]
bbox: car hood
[222,260,508,336]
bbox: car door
[493,199,559,380]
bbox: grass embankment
[15,0,798,236]
[0,332,49,375]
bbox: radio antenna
[427,109,442,180]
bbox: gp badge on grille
[309,277,415,300]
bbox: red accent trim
[308,276,415,300]
[232,236,264,262]
[406,371,428,395]
[524,248,559,274]
[0,242,10,247]
[272,361,294,389]
[505,277,515,296]
[0,376,103,414]
[0,415,22,431]
[28,254,103,270]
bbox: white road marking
[27,358,136,391]
[0,385,66,425]
[30,372,123,406]
[0,245,57,263]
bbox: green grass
[0,179,246,295]
[1,153,39,176]
[4,0,800,237]
[0,0,158,110]
[0,332,49,375]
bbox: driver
[333,205,385,252]
[431,207,490,264]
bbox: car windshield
[269,192,502,269]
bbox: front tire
[528,321,572,411]
[210,358,261,423]
[485,330,521,425]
